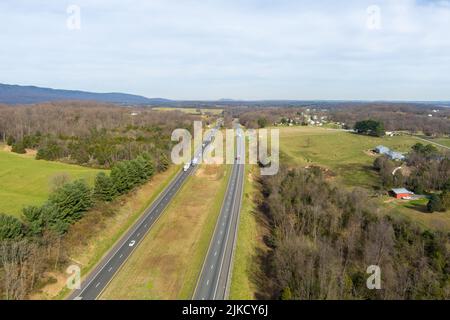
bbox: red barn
[391,188,414,199]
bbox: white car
[183,162,191,172]
[192,157,198,165]
[129,240,136,247]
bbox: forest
[258,166,449,299]
[0,101,201,168]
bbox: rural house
[390,188,414,199]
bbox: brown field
[100,164,230,300]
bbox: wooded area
[0,101,200,168]
[257,166,449,299]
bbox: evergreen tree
[93,172,117,202]
[47,180,93,233]
[427,194,444,213]
[0,213,25,240]
[23,205,46,236]
[158,153,169,172]
[111,162,130,194]
[11,141,26,154]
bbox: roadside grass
[279,126,420,188]
[31,165,180,300]
[100,164,231,300]
[229,165,269,299]
[0,148,105,217]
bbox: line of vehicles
[183,128,217,172]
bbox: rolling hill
[0,83,172,105]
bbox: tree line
[0,152,164,299]
[0,102,200,168]
[257,166,449,299]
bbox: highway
[69,126,218,300]
[193,123,245,300]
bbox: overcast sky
[0,0,449,100]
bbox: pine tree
[0,213,25,240]
[94,172,117,202]
[48,180,93,233]
[427,194,443,213]
[158,152,169,172]
[111,162,130,194]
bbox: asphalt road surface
[193,124,245,300]
[69,127,218,300]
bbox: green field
[279,127,420,188]
[0,149,105,217]
[278,126,450,230]
[415,136,450,148]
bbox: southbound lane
[193,124,245,300]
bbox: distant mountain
[0,83,172,105]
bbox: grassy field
[229,165,268,300]
[381,197,450,231]
[278,126,450,230]
[415,136,450,148]
[0,149,105,217]
[153,107,223,115]
[100,164,231,300]
[31,165,180,299]
[279,127,420,188]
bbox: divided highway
[69,127,218,300]
[193,124,245,300]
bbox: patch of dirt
[2,144,37,156]
[25,148,37,156]
[364,149,377,157]
[304,165,336,180]
[195,164,223,180]
[30,272,67,300]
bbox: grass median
[100,164,231,300]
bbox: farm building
[373,145,406,161]
[387,150,406,161]
[374,145,390,154]
[390,188,414,199]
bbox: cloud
[0,0,449,100]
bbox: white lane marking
[206,280,210,286]
[108,267,113,272]
[210,265,214,270]
[137,233,141,237]
[144,224,148,227]
[214,251,217,256]
[95,282,101,288]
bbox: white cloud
[0,0,449,100]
